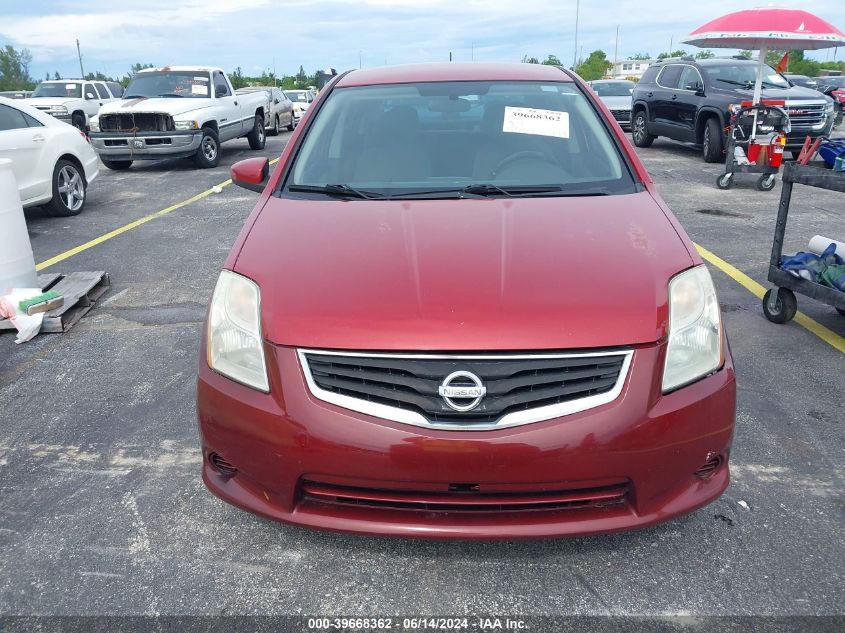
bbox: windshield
[592,82,634,97]
[288,81,636,198]
[288,91,309,102]
[32,82,82,98]
[822,77,845,89]
[124,72,211,98]
[702,64,790,89]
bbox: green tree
[229,66,247,89]
[739,50,753,59]
[53,71,62,80]
[657,49,688,60]
[541,54,562,66]
[694,50,715,59]
[521,55,540,64]
[295,65,309,88]
[575,50,612,81]
[0,45,34,91]
[122,63,154,86]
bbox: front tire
[631,110,654,148]
[71,113,86,133]
[193,127,220,168]
[101,159,133,170]
[247,115,266,150]
[43,159,86,217]
[762,288,797,324]
[702,117,724,163]
[269,115,279,136]
[287,112,295,131]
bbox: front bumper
[89,130,202,160]
[784,116,835,149]
[197,342,736,539]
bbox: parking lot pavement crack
[100,302,207,326]
[570,569,613,615]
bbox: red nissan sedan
[197,63,736,538]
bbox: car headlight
[175,120,199,130]
[662,265,723,393]
[207,270,269,392]
[824,99,835,114]
[88,117,100,132]
[293,104,301,112]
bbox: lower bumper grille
[301,480,629,513]
[300,349,632,429]
[610,109,631,123]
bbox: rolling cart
[762,161,845,323]
[716,102,790,192]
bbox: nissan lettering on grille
[438,371,487,412]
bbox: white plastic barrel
[0,158,38,293]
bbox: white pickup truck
[88,66,267,170]
[23,79,122,131]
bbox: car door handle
[234,101,238,105]
[647,92,653,98]
[671,94,678,100]
[32,134,45,142]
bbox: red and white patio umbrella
[682,8,845,108]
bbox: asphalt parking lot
[0,130,843,618]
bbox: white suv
[23,80,122,131]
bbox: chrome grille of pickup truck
[786,103,826,127]
[298,349,633,430]
[98,113,175,132]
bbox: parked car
[818,76,845,128]
[285,89,315,123]
[88,66,268,170]
[631,58,835,161]
[22,79,120,131]
[588,79,635,130]
[783,74,820,91]
[0,91,32,99]
[236,86,295,134]
[0,97,99,216]
[198,62,737,539]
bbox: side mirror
[215,87,228,98]
[231,157,270,193]
[686,81,704,95]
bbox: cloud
[2,0,843,78]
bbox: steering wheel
[491,150,560,178]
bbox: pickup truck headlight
[293,104,302,112]
[174,120,200,130]
[207,270,269,392]
[88,117,100,132]
[662,265,723,393]
[824,99,835,114]
[48,106,68,114]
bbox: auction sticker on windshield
[503,106,570,138]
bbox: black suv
[631,58,835,162]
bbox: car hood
[97,98,213,117]
[22,97,75,108]
[599,95,632,109]
[710,84,828,104]
[234,191,694,351]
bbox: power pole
[76,39,84,77]
[613,25,619,78]
[471,42,474,61]
[449,51,453,62]
[573,0,580,69]
[359,50,362,69]
[669,35,673,56]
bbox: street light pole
[573,0,580,69]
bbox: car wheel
[756,174,777,191]
[835,109,843,128]
[269,115,279,136]
[101,159,133,170]
[247,115,266,150]
[716,173,733,190]
[71,113,86,133]
[762,288,797,324]
[631,111,654,148]
[43,159,86,217]
[287,112,295,131]
[702,118,724,163]
[193,127,221,168]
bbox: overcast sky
[3,0,844,80]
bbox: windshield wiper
[288,184,385,199]
[123,94,147,99]
[716,78,753,89]
[158,93,184,98]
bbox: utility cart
[717,102,790,192]
[763,161,845,323]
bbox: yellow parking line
[36,157,279,272]
[695,243,845,354]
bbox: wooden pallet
[0,271,110,334]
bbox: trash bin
[0,158,38,293]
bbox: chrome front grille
[98,113,175,132]
[786,103,826,127]
[298,349,633,430]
